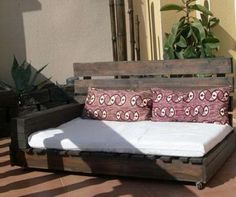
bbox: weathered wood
[128,0,135,60]
[190,157,203,165]
[160,156,172,163]
[15,103,82,149]
[74,77,233,94]
[203,132,236,183]
[74,58,232,77]
[204,131,235,166]
[135,15,140,60]
[115,0,127,61]
[109,0,118,61]
[179,157,189,163]
[12,149,202,182]
[11,130,235,184]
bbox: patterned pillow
[83,88,152,121]
[151,87,231,124]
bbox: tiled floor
[1,138,236,197]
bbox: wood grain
[74,77,233,94]
[74,58,232,77]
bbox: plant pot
[0,90,18,138]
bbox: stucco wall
[0,0,112,85]
[209,0,236,58]
[1,0,236,85]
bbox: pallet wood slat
[25,148,33,154]
[74,58,232,77]
[146,155,156,160]
[190,158,203,164]
[74,77,233,94]
[160,156,172,163]
[33,149,46,155]
[12,148,203,181]
[179,157,190,163]
[67,150,81,157]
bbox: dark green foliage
[11,56,50,95]
[161,0,220,59]
[1,56,50,105]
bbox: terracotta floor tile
[1,137,236,197]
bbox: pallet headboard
[73,58,234,124]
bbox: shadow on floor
[0,168,33,179]
[0,150,9,157]
[19,177,106,197]
[0,173,64,194]
[0,160,10,167]
[0,142,10,149]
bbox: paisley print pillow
[151,87,231,124]
[83,88,152,121]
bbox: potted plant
[0,82,18,138]
[1,56,73,117]
[160,0,220,59]
[1,56,50,115]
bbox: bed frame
[10,58,235,189]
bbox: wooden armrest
[13,103,82,149]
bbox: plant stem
[186,0,191,23]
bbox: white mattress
[28,118,233,157]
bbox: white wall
[0,0,112,84]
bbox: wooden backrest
[73,58,234,124]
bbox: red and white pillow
[83,88,152,121]
[151,87,231,124]
[83,86,231,124]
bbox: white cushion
[28,118,233,157]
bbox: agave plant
[1,56,50,104]
[161,0,220,59]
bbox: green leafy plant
[1,56,50,104]
[161,0,220,59]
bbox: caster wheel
[196,181,204,190]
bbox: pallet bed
[10,58,235,189]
